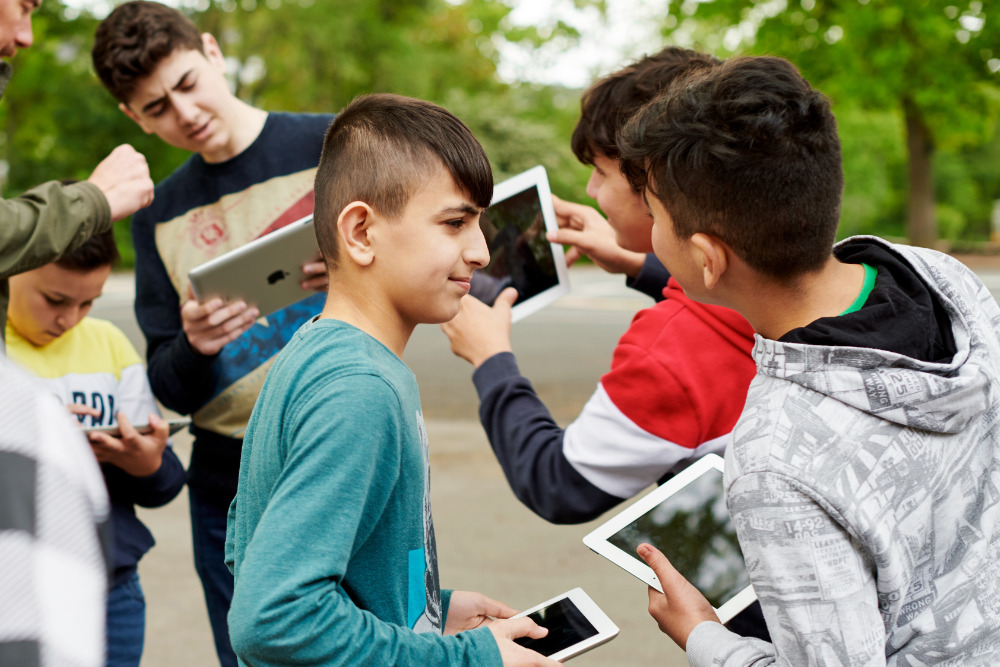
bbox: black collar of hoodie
[779,240,957,364]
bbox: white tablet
[188,214,321,318]
[83,417,191,437]
[513,587,619,662]
[470,165,570,322]
[582,454,756,624]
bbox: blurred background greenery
[2,0,998,266]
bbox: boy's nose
[466,227,490,269]
[56,308,82,332]
[585,170,600,201]
[15,16,33,50]
[174,96,200,124]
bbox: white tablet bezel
[479,165,570,322]
[188,214,320,318]
[582,454,756,624]
[513,587,619,662]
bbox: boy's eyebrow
[43,289,102,301]
[140,69,196,113]
[438,203,481,217]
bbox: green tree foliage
[0,1,189,264]
[0,0,595,267]
[654,0,1000,246]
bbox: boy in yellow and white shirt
[6,230,185,667]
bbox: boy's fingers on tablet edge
[496,288,518,309]
[638,543,671,575]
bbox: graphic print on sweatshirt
[409,410,443,633]
[154,170,323,438]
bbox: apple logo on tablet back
[267,269,289,285]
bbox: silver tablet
[470,165,571,322]
[82,417,191,437]
[513,587,619,662]
[582,453,757,624]
[188,214,321,318]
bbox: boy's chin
[428,303,463,325]
[616,232,654,255]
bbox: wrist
[472,346,511,369]
[124,451,164,478]
[621,251,646,279]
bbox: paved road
[91,259,1000,667]
[94,266,693,667]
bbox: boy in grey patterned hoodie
[617,55,1000,666]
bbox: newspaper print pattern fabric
[722,238,1000,666]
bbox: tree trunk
[903,96,937,248]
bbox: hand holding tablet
[582,454,756,624]
[512,588,618,662]
[637,542,723,650]
[83,417,192,437]
[187,214,321,319]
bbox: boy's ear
[690,232,730,291]
[337,202,376,267]
[119,102,153,134]
[201,33,227,72]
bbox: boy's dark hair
[619,56,844,282]
[313,93,493,265]
[92,0,204,104]
[56,230,120,271]
[570,46,720,168]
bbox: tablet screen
[513,597,599,657]
[606,467,750,609]
[470,185,560,307]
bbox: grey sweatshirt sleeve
[687,622,775,667]
[693,470,886,667]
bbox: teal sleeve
[228,374,500,666]
[441,589,452,626]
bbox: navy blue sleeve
[104,444,186,508]
[132,210,219,415]
[473,352,624,524]
[625,254,670,302]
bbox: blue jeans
[189,487,238,667]
[106,570,144,667]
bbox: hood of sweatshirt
[752,236,997,435]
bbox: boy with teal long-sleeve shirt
[225,93,556,666]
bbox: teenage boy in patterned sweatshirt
[442,46,768,640]
[619,55,1000,666]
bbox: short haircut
[619,56,844,282]
[570,46,721,168]
[92,0,204,104]
[313,93,493,265]
[56,231,120,271]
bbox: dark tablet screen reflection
[471,185,560,306]
[513,598,599,657]
[607,469,750,609]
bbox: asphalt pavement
[94,265,692,667]
[90,257,1000,667]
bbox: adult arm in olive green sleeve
[0,180,112,279]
